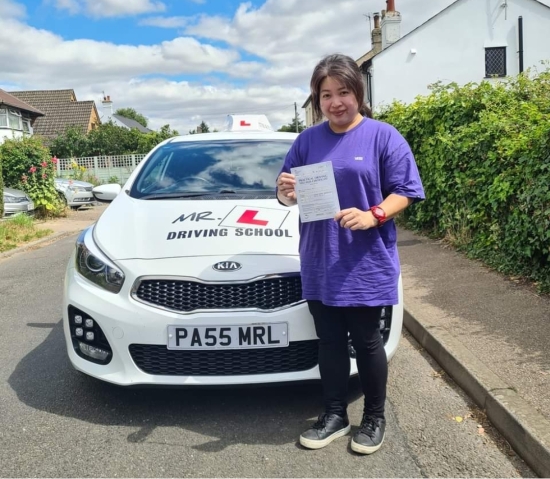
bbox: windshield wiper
[140,192,211,200]
[140,190,237,200]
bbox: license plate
[167,323,289,350]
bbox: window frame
[485,46,507,78]
[0,108,8,128]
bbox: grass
[0,213,53,253]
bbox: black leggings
[307,300,388,419]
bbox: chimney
[372,13,382,54]
[381,0,401,49]
[102,94,113,121]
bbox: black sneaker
[299,413,351,450]
[351,415,386,454]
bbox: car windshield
[130,139,294,199]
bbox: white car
[63,115,403,386]
[55,178,95,208]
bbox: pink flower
[51,156,58,164]
[42,173,47,179]
[29,166,37,173]
[41,161,48,168]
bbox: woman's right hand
[277,172,297,203]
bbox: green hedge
[378,71,550,293]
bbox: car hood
[3,187,27,198]
[55,179,93,188]
[94,193,300,260]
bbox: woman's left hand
[334,208,377,230]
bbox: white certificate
[291,161,340,223]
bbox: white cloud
[80,78,304,134]
[53,0,166,17]
[0,0,26,18]
[0,19,239,82]
[139,15,190,27]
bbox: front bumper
[63,255,403,387]
[3,202,35,217]
[66,191,94,207]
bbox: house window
[485,47,507,77]
[22,119,31,133]
[0,108,7,128]
[8,109,22,130]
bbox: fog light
[78,342,109,361]
[69,305,112,365]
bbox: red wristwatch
[369,206,387,226]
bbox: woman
[276,53,425,454]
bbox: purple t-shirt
[279,118,425,307]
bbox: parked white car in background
[2,187,35,217]
[63,114,404,387]
[54,178,95,208]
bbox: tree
[115,108,148,128]
[49,126,89,158]
[189,121,210,134]
[49,122,180,158]
[278,115,306,133]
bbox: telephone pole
[294,102,298,133]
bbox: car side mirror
[93,184,122,203]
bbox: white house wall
[0,129,24,144]
[371,0,550,109]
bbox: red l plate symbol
[240,120,251,126]
[237,209,268,226]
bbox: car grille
[134,275,303,312]
[129,340,319,376]
[83,186,93,192]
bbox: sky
[0,0,528,133]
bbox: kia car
[63,115,404,386]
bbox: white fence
[56,154,147,184]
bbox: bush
[0,136,65,217]
[0,152,3,218]
[378,70,550,293]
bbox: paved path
[398,227,550,477]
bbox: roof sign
[224,114,273,132]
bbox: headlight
[75,228,125,293]
[68,186,80,193]
[3,196,18,203]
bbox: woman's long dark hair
[310,53,373,119]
